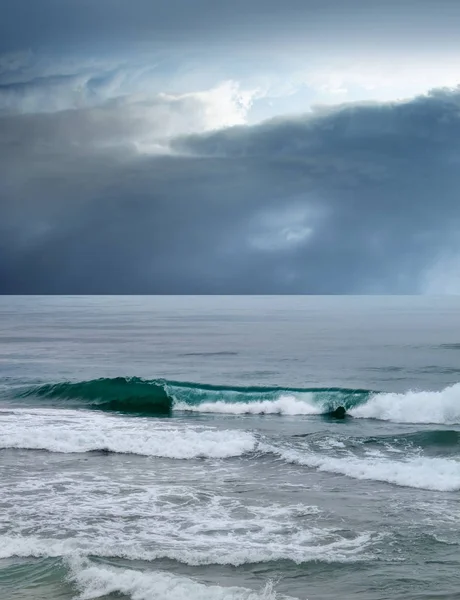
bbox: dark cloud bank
[1,86,460,294]
[3,0,460,54]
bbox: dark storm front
[1,296,460,600]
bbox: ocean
[1,295,460,600]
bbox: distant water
[1,295,460,600]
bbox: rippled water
[1,296,460,600]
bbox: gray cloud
[2,0,460,58]
[3,0,460,134]
[1,87,460,293]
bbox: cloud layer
[3,0,460,54]
[1,1,460,293]
[1,81,460,293]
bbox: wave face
[16,377,370,417]
[19,377,173,415]
[12,378,460,425]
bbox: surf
[2,404,459,491]
[8,377,460,425]
[13,377,370,417]
[0,408,256,459]
[349,383,460,424]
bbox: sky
[1,0,460,293]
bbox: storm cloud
[3,0,460,54]
[1,0,460,293]
[1,84,460,293]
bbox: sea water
[1,295,460,600]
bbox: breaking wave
[9,378,460,424]
[67,558,291,600]
[265,444,460,492]
[349,383,460,424]
[0,532,375,566]
[0,409,256,459]
[13,377,370,416]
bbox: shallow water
[1,295,460,600]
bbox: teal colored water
[1,296,460,600]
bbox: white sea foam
[0,462,374,566]
[351,384,460,424]
[0,531,374,566]
[175,394,322,415]
[67,558,293,600]
[268,444,460,492]
[0,409,255,458]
